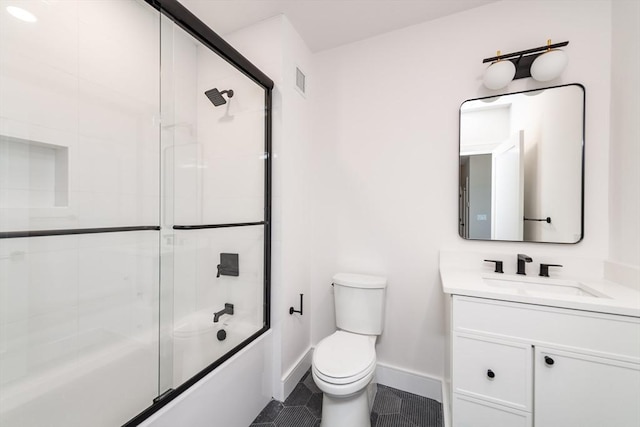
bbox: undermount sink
[482,275,609,298]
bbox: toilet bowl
[311,273,387,427]
[312,331,377,427]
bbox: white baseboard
[279,347,313,401]
[375,362,443,403]
[283,349,444,407]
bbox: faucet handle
[484,259,504,273]
[539,263,563,277]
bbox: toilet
[312,273,387,427]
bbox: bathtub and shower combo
[0,1,273,425]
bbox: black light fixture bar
[482,41,569,63]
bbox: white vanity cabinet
[534,346,640,426]
[451,296,640,427]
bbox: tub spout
[213,303,234,323]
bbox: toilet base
[320,384,373,427]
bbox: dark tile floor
[250,370,443,427]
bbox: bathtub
[0,309,266,427]
[172,307,261,385]
[0,329,158,427]
[140,327,273,427]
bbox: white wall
[310,0,613,381]
[176,0,634,410]
[609,0,640,284]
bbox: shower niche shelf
[0,134,69,208]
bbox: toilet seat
[313,331,376,385]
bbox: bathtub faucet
[213,303,234,323]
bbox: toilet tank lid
[332,273,387,289]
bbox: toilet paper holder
[289,293,303,315]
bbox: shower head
[205,88,234,107]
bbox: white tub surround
[439,251,640,317]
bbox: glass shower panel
[0,1,160,426]
[162,21,266,228]
[160,18,267,390]
[171,226,265,385]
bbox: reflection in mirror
[459,84,584,243]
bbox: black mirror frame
[458,83,585,244]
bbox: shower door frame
[124,0,274,425]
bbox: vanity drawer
[453,333,532,411]
[453,394,532,427]
[453,296,640,360]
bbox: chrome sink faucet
[517,254,533,275]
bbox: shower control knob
[217,329,227,341]
[487,369,495,379]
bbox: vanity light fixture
[6,6,37,22]
[482,40,569,90]
[530,40,569,82]
[482,51,516,90]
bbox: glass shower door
[159,15,269,393]
[0,1,161,426]
[1,1,271,424]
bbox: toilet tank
[332,273,387,335]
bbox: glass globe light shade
[482,60,516,90]
[530,49,568,82]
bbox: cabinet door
[535,347,640,427]
[453,333,532,411]
[453,394,532,427]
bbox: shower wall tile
[196,74,266,225]
[0,231,160,353]
[0,242,79,325]
[172,226,265,328]
[0,54,79,136]
[24,248,79,319]
[0,0,79,76]
[172,143,201,225]
[77,0,159,106]
[172,237,200,322]
[169,27,198,130]
[0,0,159,233]
[0,248,29,326]
[76,232,159,341]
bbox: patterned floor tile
[250,369,443,427]
[283,383,313,407]
[375,413,419,427]
[251,400,284,423]
[399,391,443,427]
[274,407,317,427]
[372,386,402,414]
[302,371,322,394]
[306,392,323,418]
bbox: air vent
[295,67,306,95]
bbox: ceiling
[180,0,497,53]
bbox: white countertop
[440,251,640,318]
